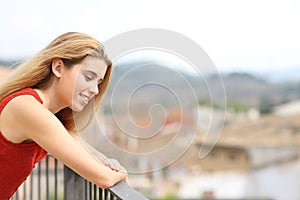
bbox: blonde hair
[0,32,112,132]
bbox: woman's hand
[76,135,129,183]
[103,158,127,173]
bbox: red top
[0,88,48,199]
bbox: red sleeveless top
[0,88,48,199]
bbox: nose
[89,82,99,95]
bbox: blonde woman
[0,32,127,199]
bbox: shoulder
[1,94,60,142]
[7,93,59,126]
[0,88,42,112]
[3,93,45,117]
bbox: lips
[79,93,90,104]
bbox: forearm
[54,136,126,188]
[70,135,127,188]
[76,134,127,173]
[74,157,126,188]
[93,164,127,188]
[31,127,126,188]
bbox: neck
[34,87,66,114]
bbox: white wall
[178,160,300,199]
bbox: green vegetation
[160,192,178,200]
[199,98,249,113]
[227,101,248,113]
[259,101,273,115]
[49,193,64,200]
[198,98,223,109]
[198,99,212,107]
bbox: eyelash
[84,75,93,81]
[84,75,103,85]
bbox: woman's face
[59,56,108,112]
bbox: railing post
[64,166,86,200]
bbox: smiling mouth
[80,94,90,104]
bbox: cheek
[73,75,88,91]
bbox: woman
[0,32,128,199]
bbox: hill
[101,62,300,114]
[0,59,299,112]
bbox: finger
[119,165,127,173]
[108,159,121,171]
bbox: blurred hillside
[0,59,21,68]
[103,61,300,115]
[1,59,299,113]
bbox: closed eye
[85,75,93,81]
[83,69,104,84]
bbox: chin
[71,99,88,112]
[71,105,85,112]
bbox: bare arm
[76,135,127,173]
[1,95,127,188]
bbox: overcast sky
[0,0,299,74]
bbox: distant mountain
[0,59,23,68]
[102,62,300,113]
[220,72,299,108]
[262,67,300,83]
[1,59,299,111]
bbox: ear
[51,59,64,78]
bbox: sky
[0,0,299,75]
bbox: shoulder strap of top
[0,88,43,113]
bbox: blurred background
[1,0,300,199]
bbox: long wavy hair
[0,32,112,132]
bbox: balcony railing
[11,155,149,200]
